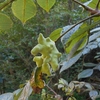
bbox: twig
[0,0,15,11]
[56,12,100,42]
[72,0,100,15]
[45,84,58,95]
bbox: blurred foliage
[0,0,88,97]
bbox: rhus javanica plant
[1,0,100,100]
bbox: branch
[56,12,100,42]
[0,0,15,11]
[96,0,100,10]
[46,84,58,95]
[72,0,100,15]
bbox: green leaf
[12,0,36,23]
[0,13,13,31]
[37,0,56,12]
[49,28,62,41]
[65,20,100,54]
[78,69,93,79]
[87,0,100,9]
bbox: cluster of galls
[31,33,61,76]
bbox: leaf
[37,0,56,12]
[85,83,93,90]
[0,93,13,100]
[68,97,76,100]
[67,38,85,60]
[12,0,36,23]
[89,90,98,100]
[65,23,88,54]
[93,64,100,71]
[49,28,62,41]
[83,63,97,67]
[18,81,33,100]
[0,13,13,30]
[60,52,82,73]
[88,0,100,9]
[34,67,44,88]
[78,69,93,79]
[13,88,23,100]
[61,24,82,46]
[64,20,100,55]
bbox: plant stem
[56,12,100,42]
[46,84,58,95]
[0,0,15,11]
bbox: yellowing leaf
[34,67,44,89]
[12,0,36,23]
[49,28,62,41]
[37,0,56,12]
[0,13,13,30]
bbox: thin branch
[56,12,100,42]
[46,84,58,95]
[0,0,15,11]
[72,0,99,15]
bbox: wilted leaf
[89,90,98,100]
[60,52,82,73]
[30,67,44,93]
[18,81,33,100]
[0,13,13,30]
[12,0,36,23]
[49,28,62,41]
[0,93,13,100]
[34,67,44,88]
[37,0,56,12]
[78,69,93,79]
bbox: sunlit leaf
[37,0,56,12]
[67,38,86,60]
[12,0,36,23]
[88,0,100,9]
[78,69,93,79]
[49,28,62,41]
[61,24,82,46]
[65,23,88,54]
[0,13,13,30]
